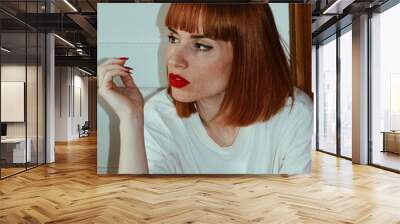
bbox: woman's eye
[168,35,178,44]
[195,43,213,51]
[167,34,212,52]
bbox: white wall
[270,4,290,50]
[1,66,26,128]
[1,63,46,164]
[54,67,89,141]
[72,73,89,138]
[1,65,35,138]
[55,67,68,141]
[97,3,290,173]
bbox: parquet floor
[0,167,25,178]
[0,134,400,223]
[1,162,45,178]
[373,151,400,171]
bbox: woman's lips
[169,73,190,88]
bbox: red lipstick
[169,73,190,88]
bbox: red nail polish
[119,57,129,60]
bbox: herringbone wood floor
[0,134,400,223]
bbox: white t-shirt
[143,88,313,174]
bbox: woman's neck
[196,92,240,147]
[196,92,225,128]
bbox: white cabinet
[1,138,32,163]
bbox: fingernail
[124,66,133,70]
[119,57,129,60]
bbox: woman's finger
[99,64,132,87]
[100,57,128,67]
[98,57,129,85]
[99,69,131,92]
[120,73,137,89]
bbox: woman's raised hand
[99,58,148,174]
[98,58,144,120]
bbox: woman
[98,3,313,174]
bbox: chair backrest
[82,121,90,129]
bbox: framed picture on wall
[1,81,25,122]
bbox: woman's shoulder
[286,88,313,113]
[256,88,313,138]
[275,88,313,122]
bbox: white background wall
[1,64,46,164]
[54,67,89,141]
[1,65,38,137]
[97,3,289,173]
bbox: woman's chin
[171,88,195,103]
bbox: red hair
[165,4,294,126]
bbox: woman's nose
[167,46,188,69]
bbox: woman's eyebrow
[168,27,207,39]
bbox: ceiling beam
[66,13,97,46]
[55,55,96,70]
